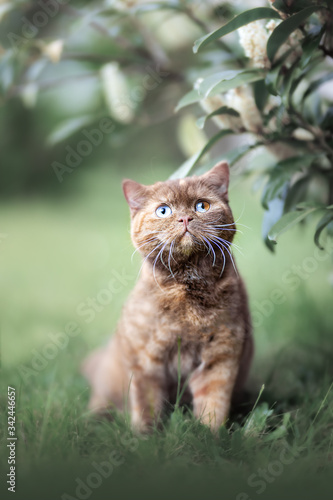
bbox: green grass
[1,162,333,500]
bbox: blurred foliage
[0,0,333,249]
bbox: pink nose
[178,216,193,229]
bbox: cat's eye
[195,201,210,213]
[156,204,172,218]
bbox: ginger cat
[82,162,253,432]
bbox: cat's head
[122,162,235,266]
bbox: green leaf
[193,8,281,53]
[320,107,333,130]
[288,63,315,103]
[191,143,262,177]
[273,0,315,14]
[178,70,264,111]
[300,26,324,68]
[130,1,182,14]
[175,89,201,111]
[264,44,296,97]
[0,49,17,94]
[47,115,98,146]
[266,5,320,62]
[268,205,322,244]
[283,175,310,213]
[243,403,273,437]
[262,176,288,210]
[280,65,300,107]
[267,0,289,14]
[202,69,265,98]
[254,79,269,112]
[196,70,240,98]
[225,142,263,167]
[0,2,15,19]
[196,106,239,129]
[262,197,285,252]
[169,129,234,179]
[261,155,317,209]
[314,210,333,249]
[296,201,324,209]
[264,412,291,442]
[303,73,333,102]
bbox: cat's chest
[158,283,225,329]
[167,341,202,379]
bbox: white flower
[43,40,64,63]
[100,63,135,124]
[105,0,138,10]
[266,20,281,33]
[200,94,243,131]
[239,18,303,68]
[200,86,263,134]
[21,82,38,108]
[0,3,12,22]
[238,21,269,69]
[292,128,315,141]
[225,86,263,133]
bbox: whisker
[168,240,175,279]
[208,237,226,276]
[215,239,238,276]
[222,239,243,255]
[138,241,163,278]
[131,237,159,262]
[160,237,172,272]
[204,230,243,255]
[210,226,243,234]
[210,210,250,230]
[201,235,216,266]
[212,235,243,255]
[214,223,250,230]
[153,242,168,289]
[169,241,177,265]
[198,235,210,252]
[204,231,238,276]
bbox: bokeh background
[1,1,333,499]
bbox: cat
[82,161,253,432]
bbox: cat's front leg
[189,331,243,432]
[130,371,165,432]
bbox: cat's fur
[82,162,253,432]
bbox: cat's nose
[178,216,193,229]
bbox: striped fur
[82,162,253,432]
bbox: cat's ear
[201,161,230,200]
[122,179,148,211]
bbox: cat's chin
[178,232,195,256]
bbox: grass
[0,161,333,500]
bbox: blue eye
[156,205,172,218]
[195,201,210,213]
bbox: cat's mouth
[179,229,195,251]
[180,227,192,238]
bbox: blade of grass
[312,381,333,425]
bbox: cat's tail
[81,346,103,382]
[81,336,128,413]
